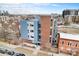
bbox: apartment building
[63,15,79,25]
[58,33,79,55]
[51,15,58,48]
[40,15,51,49]
[62,9,79,25]
[40,14,59,49]
[20,16,41,45]
[62,9,79,18]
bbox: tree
[6,33,17,45]
[0,15,20,45]
[0,27,10,42]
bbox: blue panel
[33,20,39,44]
[20,20,28,39]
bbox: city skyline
[0,3,79,14]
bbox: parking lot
[0,41,26,56]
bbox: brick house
[58,33,79,55]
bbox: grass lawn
[37,52,49,56]
[59,27,79,34]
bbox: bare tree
[0,15,20,45]
[0,27,10,42]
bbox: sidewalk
[32,46,40,55]
[53,53,71,56]
[0,53,9,56]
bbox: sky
[0,3,79,14]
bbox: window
[70,43,72,46]
[62,41,64,45]
[38,24,41,28]
[50,19,53,26]
[49,37,51,40]
[27,23,28,26]
[55,33,58,38]
[67,42,72,46]
[54,40,56,42]
[38,36,41,41]
[30,24,34,26]
[27,30,29,33]
[49,37,51,43]
[31,36,34,38]
[53,40,56,43]
[38,36,41,39]
[50,29,52,35]
[51,19,53,21]
[30,30,34,32]
[38,39,40,41]
[49,39,51,43]
[38,30,41,33]
[68,42,70,46]
[28,35,29,38]
[75,44,77,47]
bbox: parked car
[0,48,6,54]
[18,53,25,56]
[10,51,15,56]
[14,53,25,56]
[7,51,15,56]
[0,48,25,56]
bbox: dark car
[18,53,25,56]
[0,48,6,54]
[10,51,15,56]
[8,51,15,56]
[14,53,25,56]
[6,50,15,56]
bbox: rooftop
[60,32,79,40]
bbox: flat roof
[60,33,79,40]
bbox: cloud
[0,3,62,14]
[51,4,60,7]
[32,3,50,6]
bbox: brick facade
[58,33,79,55]
[40,15,51,49]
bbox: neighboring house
[58,33,79,55]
